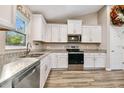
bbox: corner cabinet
[32,14,46,41]
[68,20,82,34]
[51,53,68,69]
[81,26,102,43]
[0,5,16,30]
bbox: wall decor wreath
[110,5,124,26]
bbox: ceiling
[28,5,104,23]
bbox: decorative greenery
[110,5,124,26]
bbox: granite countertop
[46,49,106,53]
[0,51,51,86]
[80,49,107,53]
[0,58,40,86]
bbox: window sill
[5,46,26,50]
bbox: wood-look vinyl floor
[44,70,124,88]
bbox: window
[6,11,28,48]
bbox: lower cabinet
[51,53,68,69]
[40,53,68,88]
[40,55,51,88]
[84,53,106,69]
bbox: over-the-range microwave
[68,34,81,43]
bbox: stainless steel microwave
[68,34,81,42]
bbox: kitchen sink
[20,54,44,58]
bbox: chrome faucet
[26,42,32,56]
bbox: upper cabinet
[81,26,102,43]
[0,5,16,30]
[32,14,46,41]
[59,24,67,42]
[46,24,52,42]
[67,20,82,34]
[51,24,60,42]
[46,24,67,42]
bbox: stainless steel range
[66,46,84,64]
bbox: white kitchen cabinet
[84,53,106,69]
[51,53,68,69]
[51,53,58,68]
[32,14,46,41]
[49,24,67,42]
[94,53,106,68]
[46,24,52,42]
[82,26,102,43]
[68,20,82,34]
[81,27,91,42]
[51,24,60,42]
[57,53,68,68]
[84,56,95,69]
[40,62,47,88]
[40,54,51,88]
[0,5,16,30]
[59,24,67,42]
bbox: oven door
[68,53,84,64]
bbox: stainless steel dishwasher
[12,62,40,88]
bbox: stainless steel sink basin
[20,54,44,58]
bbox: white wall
[98,6,107,50]
[97,6,111,70]
[75,12,98,25]
[48,12,98,25]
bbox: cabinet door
[82,26,101,43]
[40,61,46,88]
[84,56,95,69]
[68,20,82,34]
[68,21,74,34]
[74,21,81,34]
[0,5,16,30]
[46,24,52,42]
[57,55,68,68]
[90,26,101,43]
[51,24,60,42]
[82,27,90,42]
[46,55,52,73]
[95,56,105,68]
[59,25,67,42]
[32,14,43,41]
[51,53,58,68]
